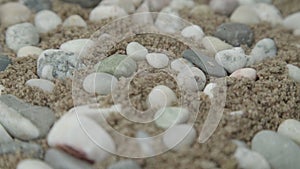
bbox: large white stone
[181,25,205,41]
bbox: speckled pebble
[35,10,62,33]
[177,67,207,91]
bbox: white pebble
[181,25,205,41]
[234,147,271,169]
[170,58,193,72]
[278,119,300,145]
[35,10,62,33]
[126,42,148,61]
[283,12,300,30]
[238,0,272,5]
[89,6,127,22]
[146,53,169,68]
[63,15,87,28]
[230,110,244,116]
[287,64,300,83]
[25,79,55,93]
[83,73,118,95]
[203,83,217,99]
[17,46,43,58]
[148,0,171,12]
[177,67,206,91]
[209,0,239,15]
[154,107,190,129]
[60,39,94,56]
[147,85,177,109]
[17,159,53,169]
[0,2,31,28]
[201,36,233,54]
[230,68,257,80]
[253,3,283,26]
[155,7,184,33]
[230,5,261,25]
[170,0,195,11]
[294,29,300,36]
[0,123,12,144]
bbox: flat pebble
[25,79,55,93]
[181,25,205,41]
[169,0,195,11]
[230,5,261,25]
[230,68,257,80]
[146,53,169,68]
[209,0,239,15]
[0,55,11,71]
[0,140,43,157]
[61,0,101,8]
[83,72,118,95]
[283,12,300,30]
[154,107,189,129]
[0,123,12,144]
[20,0,52,12]
[126,42,148,61]
[6,23,40,52]
[35,10,62,33]
[202,36,233,54]
[147,85,177,109]
[170,58,193,72]
[163,124,196,151]
[234,147,271,169]
[63,15,87,28]
[203,83,217,99]
[60,39,94,56]
[107,160,141,169]
[215,22,254,47]
[0,2,31,27]
[177,67,207,91]
[252,130,300,169]
[287,64,300,83]
[17,46,43,58]
[155,7,184,33]
[17,159,53,169]
[278,119,300,145]
[215,47,248,73]
[253,3,283,26]
[89,6,127,22]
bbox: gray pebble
[0,140,43,158]
[0,54,11,71]
[35,10,62,33]
[0,123,12,144]
[62,0,101,8]
[107,160,141,169]
[20,0,52,12]
[287,64,300,83]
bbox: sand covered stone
[20,0,52,12]
[0,2,31,28]
[17,159,53,169]
[107,160,141,169]
[278,119,300,145]
[25,79,55,93]
[154,107,189,129]
[83,72,118,95]
[126,42,148,61]
[17,46,43,58]
[146,53,169,69]
[35,10,62,33]
[0,55,11,71]
[63,15,87,28]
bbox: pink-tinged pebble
[230,68,257,80]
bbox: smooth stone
[35,10,62,33]
[6,23,40,52]
[146,53,169,69]
[37,49,84,80]
[202,36,233,54]
[107,160,141,169]
[45,149,93,169]
[147,85,177,109]
[62,0,101,8]
[89,6,127,22]
[135,130,155,156]
[154,107,189,129]
[181,25,205,41]
[182,49,227,77]
[0,140,43,157]
[63,15,87,28]
[60,39,94,56]
[147,0,171,12]
[287,64,300,83]
[0,123,12,144]
[253,3,283,26]
[252,130,300,169]
[96,54,137,78]
[214,22,254,47]
[25,79,55,93]
[169,0,195,11]
[163,124,196,151]
[230,5,261,25]
[99,0,135,14]
[0,2,31,27]
[234,147,271,169]
[190,5,214,16]
[133,0,153,25]
[155,7,184,33]
[170,58,193,72]
[17,159,53,169]
[209,0,239,15]
[126,42,148,61]
[83,72,118,95]
[278,119,300,145]
[17,46,43,58]
[283,12,300,30]
[238,0,272,5]
[203,83,217,99]
[177,67,207,91]
[230,68,257,80]
[0,85,4,95]
[215,47,248,73]
[20,0,52,12]
[0,55,11,71]
[232,139,248,148]
[47,113,116,163]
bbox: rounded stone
[20,0,52,12]
[176,67,207,91]
[170,58,193,72]
[203,83,217,99]
[209,0,239,15]
[35,10,62,33]
[230,68,257,80]
[61,0,101,8]
[0,2,31,28]
[234,147,271,169]
[25,79,55,93]
[107,160,141,169]
[126,42,148,61]
[147,85,177,109]
[230,5,261,25]
[287,64,300,83]
[154,8,184,33]
[63,15,87,28]
[89,6,127,22]
[146,53,169,69]
[17,159,53,169]
[17,46,43,58]
[154,107,190,129]
[278,119,300,145]
[83,72,118,95]
[181,25,205,41]
[238,0,272,5]
[202,36,233,54]
[283,12,300,30]
[253,3,283,26]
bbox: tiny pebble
[17,46,43,58]
[20,0,52,12]
[126,42,148,61]
[209,0,239,15]
[169,0,195,11]
[181,25,205,41]
[154,107,189,129]
[146,53,169,68]
[17,159,53,169]
[25,79,55,93]
[287,64,300,83]
[83,72,118,95]
[89,6,127,22]
[63,15,87,28]
[107,160,141,169]
[0,2,31,27]
[230,110,244,116]
[230,68,257,80]
[35,10,62,33]
[277,119,300,145]
[177,67,207,91]
[147,85,177,109]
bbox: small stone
[148,0,171,12]
[20,0,52,12]
[253,3,283,26]
[238,0,272,5]
[203,83,217,99]
[170,58,193,72]
[0,140,43,157]
[163,124,196,151]
[61,0,101,8]
[177,67,207,91]
[107,160,141,169]
[230,5,261,25]
[0,2,31,27]
[63,15,87,28]
[17,159,53,169]
[190,5,213,16]
[283,12,300,30]
[133,0,153,25]
[230,110,244,116]
[209,0,239,15]
[215,47,248,73]
[230,68,257,80]
[89,6,127,22]
[17,46,43,58]
[45,149,93,169]
[83,72,118,95]
[0,55,11,71]
[96,54,137,78]
[278,119,300,145]
[294,29,300,36]
[169,0,195,11]
[146,53,169,68]
[147,85,177,109]
[155,7,184,33]
[60,39,94,56]
[0,123,12,144]
[202,36,233,54]
[35,10,62,33]
[181,25,205,41]
[25,79,55,93]
[252,130,300,169]
[6,23,40,52]
[234,147,271,169]
[287,64,300,83]
[215,22,254,47]
[154,107,190,129]
[126,42,148,61]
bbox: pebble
[20,0,52,12]
[230,110,244,116]
[17,159,53,169]
[0,55,11,71]
[163,124,196,151]
[83,72,118,95]
[190,5,213,16]
[169,0,195,11]
[0,140,43,157]
[230,68,257,80]
[201,36,233,54]
[278,119,300,145]
[252,130,300,169]
[25,79,55,93]
[0,2,31,27]
[6,23,40,52]
[17,46,43,58]
[230,5,261,25]
[47,113,116,162]
[283,12,300,30]
[203,83,217,99]
[61,0,101,8]
[215,47,248,73]
[170,58,193,72]
[146,53,169,68]
[133,0,153,25]
[154,107,190,129]
[99,0,135,14]
[234,147,271,169]
[214,22,254,47]
[155,7,184,33]
[107,160,141,169]
[45,149,93,169]
[253,3,283,26]
[60,39,94,56]
[135,130,155,156]
[287,64,300,83]
[37,49,84,80]
[147,0,171,12]
[63,15,87,28]
[126,42,148,61]
[147,85,177,109]
[177,67,207,91]
[238,0,272,5]
[209,0,239,15]
[181,25,205,41]
[0,123,12,144]
[89,6,127,22]
[96,54,137,78]
[35,10,62,33]
[294,29,300,36]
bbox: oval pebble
[0,123,12,144]
[146,53,169,69]
[107,160,141,169]
[63,15,87,28]
[287,64,300,83]
[234,147,271,169]
[154,107,189,129]
[209,0,239,15]
[60,39,94,56]
[230,5,260,25]
[35,10,62,33]
[89,6,127,22]
[176,67,206,91]
[17,159,53,169]
[17,46,43,58]
[283,12,300,30]
[155,8,184,33]
[203,83,217,99]
[126,42,148,61]
[25,79,55,93]
[170,58,193,72]
[170,0,195,11]
[147,85,177,109]
[230,68,257,80]
[0,2,31,28]
[181,25,205,41]
[201,36,233,54]
[278,119,300,145]
[253,3,283,26]
[83,72,118,95]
